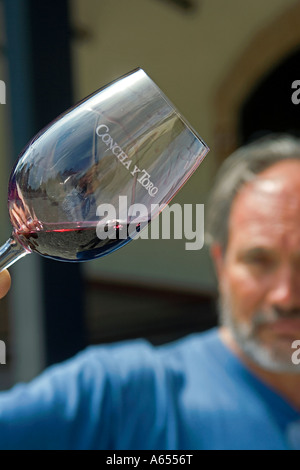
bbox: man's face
[214,159,300,372]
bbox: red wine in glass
[17,222,141,262]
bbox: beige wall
[71,0,297,291]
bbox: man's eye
[245,255,273,267]
[249,256,268,263]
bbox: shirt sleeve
[0,345,123,450]
[0,339,177,450]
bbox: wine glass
[0,68,209,272]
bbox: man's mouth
[268,317,300,335]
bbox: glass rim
[129,67,209,152]
[81,66,210,153]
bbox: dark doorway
[240,48,300,144]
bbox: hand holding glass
[0,68,209,272]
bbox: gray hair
[205,134,300,251]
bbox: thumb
[0,270,11,299]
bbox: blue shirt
[0,328,299,450]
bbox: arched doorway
[214,1,300,161]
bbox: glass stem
[0,236,29,272]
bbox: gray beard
[218,294,300,374]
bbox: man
[0,134,300,450]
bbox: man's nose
[266,266,300,311]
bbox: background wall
[0,2,9,243]
[0,2,11,388]
[70,0,296,291]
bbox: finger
[0,270,11,299]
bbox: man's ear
[210,243,225,280]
